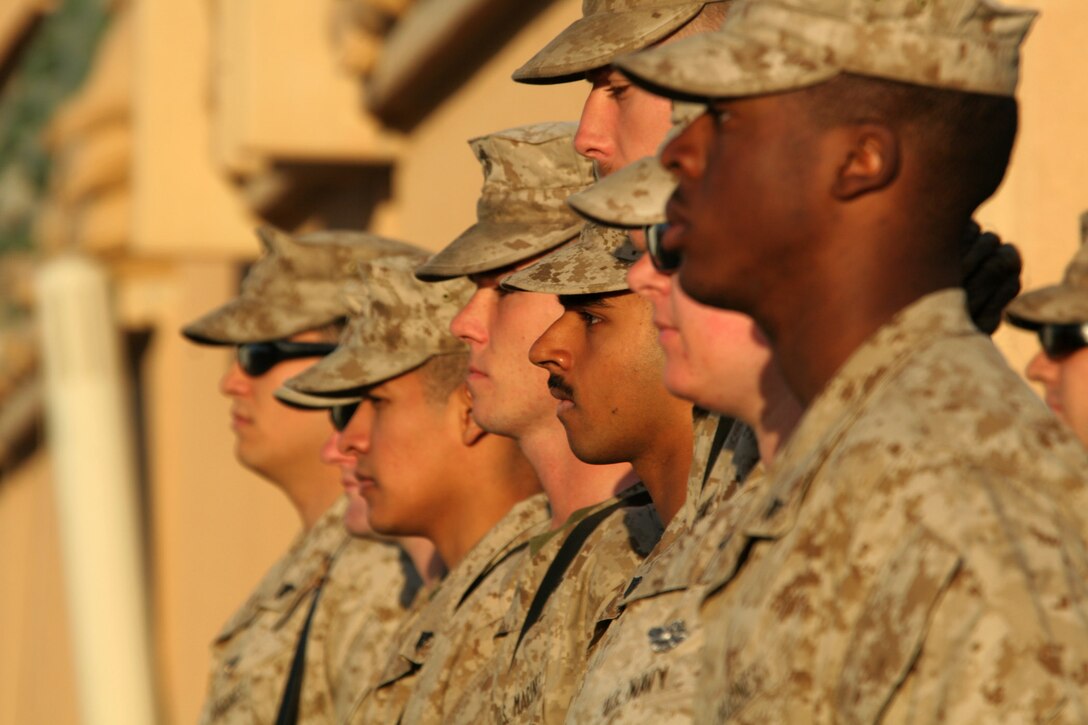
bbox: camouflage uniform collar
[398,493,552,663]
[527,482,651,556]
[215,497,354,639]
[768,290,974,531]
[772,288,975,492]
[612,421,762,609]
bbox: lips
[229,408,252,430]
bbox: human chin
[662,353,700,403]
[343,492,371,536]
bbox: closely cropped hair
[803,73,1018,217]
[420,352,469,405]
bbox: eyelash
[606,83,630,100]
[578,310,602,326]
[707,104,731,124]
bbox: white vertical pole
[35,254,157,725]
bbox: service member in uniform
[182,227,427,724]
[1007,212,1088,448]
[438,221,702,724]
[555,157,781,724]
[513,0,730,179]
[617,0,1088,719]
[407,122,663,725]
[277,252,545,724]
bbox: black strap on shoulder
[456,539,533,612]
[511,489,653,659]
[274,572,328,725]
[702,416,735,490]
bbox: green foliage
[0,0,109,254]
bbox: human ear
[831,124,899,200]
[455,383,487,446]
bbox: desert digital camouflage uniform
[345,493,552,724]
[274,252,550,725]
[432,224,673,724]
[443,484,663,724]
[183,227,424,725]
[562,417,762,725]
[693,291,1088,723]
[202,499,421,724]
[1006,211,1088,330]
[613,0,1088,718]
[614,0,1088,721]
[417,121,667,724]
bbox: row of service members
[183,0,1088,723]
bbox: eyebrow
[558,293,613,310]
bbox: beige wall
[981,0,1088,375]
[382,0,586,250]
[0,452,79,725]
[3,0,1085,723]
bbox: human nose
[528,315,572,374]
[450,288,490,346]
[321,432,355,466]
[218,357,250,397]
[1025,348,1059,386]
[627,251,671,302]
[574,87,615,172]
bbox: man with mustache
[617,0,1088,718]
[412,122,664,724]
[543,158,782,724]
[278,251,545,724]
[181,228,425,724]
[436,222,712,723]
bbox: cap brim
[567,156,674,228]
[501,228,632,295]
[415,221,581,281]
[1005,285,1088,329]
[615,23,838,101]
[182,297,332,345]
[274,385,361,410]
[513,4,705,85]
[285,344,466,396]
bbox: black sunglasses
[329,402,360,432]
[1037,323,1088,359]
[236,341,337,377]
[644,223,681,273]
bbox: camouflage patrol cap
[1006,213,1088,329]
[513,0,721,84]
[568,156,673,228]
[182,226,420,345]
[282,254,472,396]
[566,101,701,228]
[501,224,635,295]
[414,122,593,281]
[615,0,1037,101]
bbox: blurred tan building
[0,0,1085,723]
